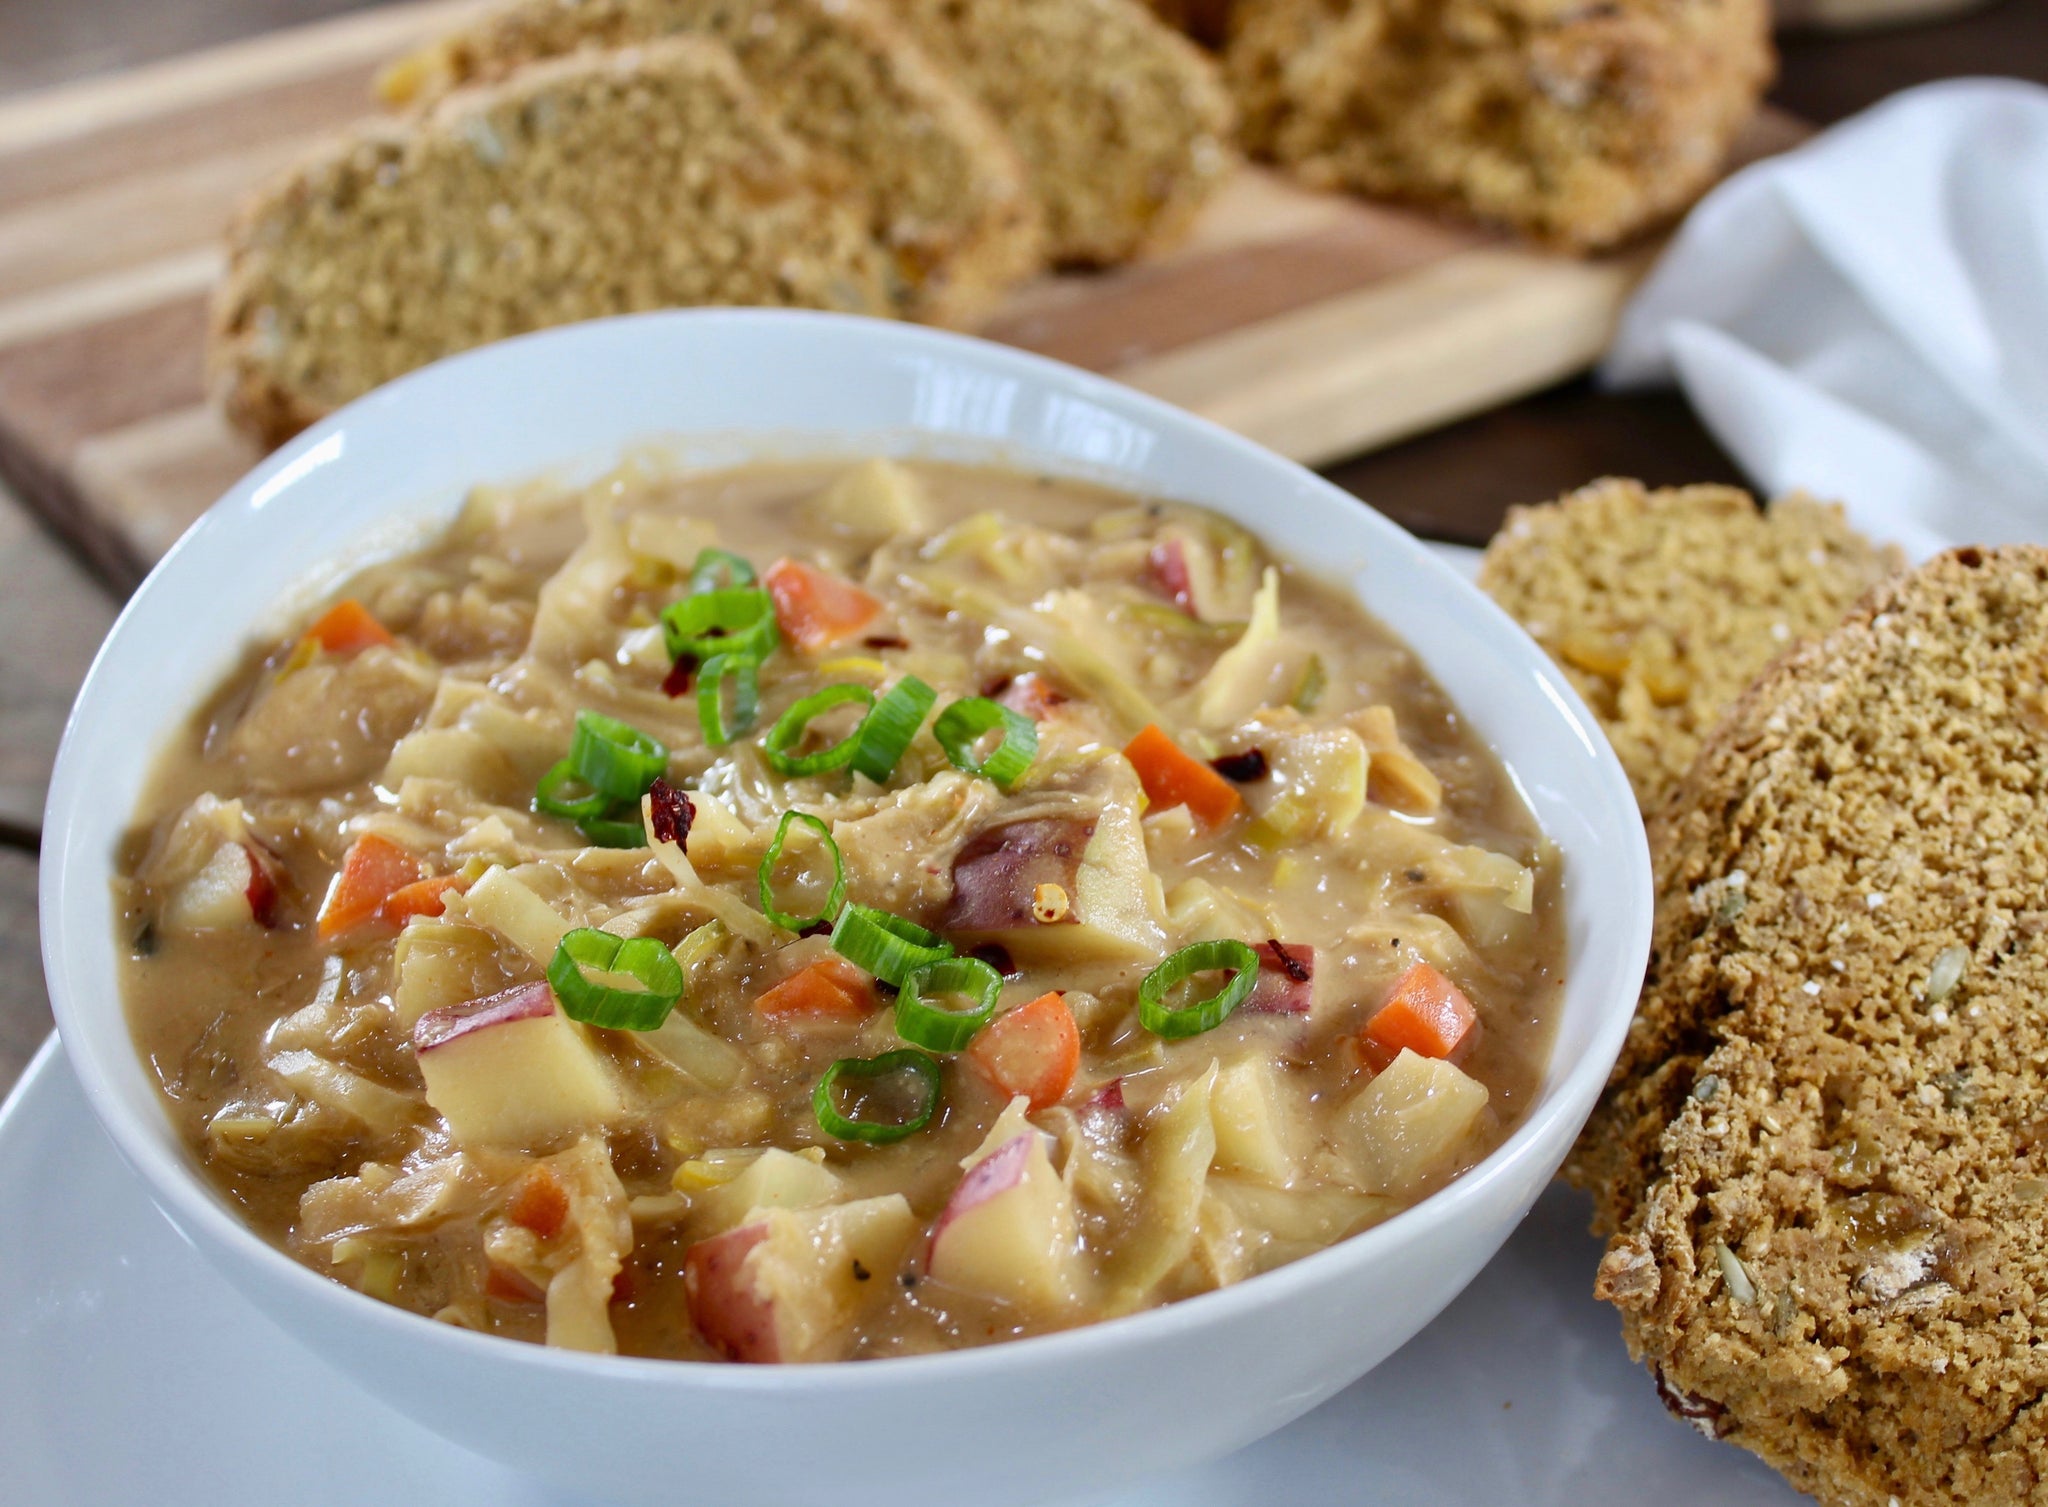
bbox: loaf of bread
[883,0,1235,265]
[377,0,1044,326]
[211,40,894,448]
[1571,546,2048,1507]
[1222,0,1774,249]
[1479,478,1901,816]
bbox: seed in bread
[211,40,893,449]
[881,0,1235,265]
[1479,478,1902,817]
[1222,0,1774,250]
[1570,547,2048,1507]
[377,0,1044,326]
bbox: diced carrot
[994,671,1068,721]
[752,957,874,1023]
[1123,724,1244,829]
[764,558,885,653]
[303,598,396,656]
[378,873,467,926]
[967,991,1080,1112]
[485,1264,546,1304]
[506,1165,570,1240]
[317,833,423,939]
[1360,962,1479,1071]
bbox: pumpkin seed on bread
[210,40,893,448]
[1571,546,2048,1507]
[1479,478,1902,817]
[375,0,1044,326]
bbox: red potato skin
[243,845,282,928]
[1245,941,1314,1015]
[684,1223,778,1363]
[928,1134,1033,1258]
[943,817,1096,931]
[413,981,556,1054]
[1148,538,1194,613]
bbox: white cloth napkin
[1602,78,2048,560]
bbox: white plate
[0,1031,1802,1507]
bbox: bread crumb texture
[1479,478,1902,817]
[1222,0,1774,249]
[375,0,1045,327]
[1572,547,2048,1507]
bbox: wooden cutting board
[0,0,1805,589]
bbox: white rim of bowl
[41,308,1653,1390]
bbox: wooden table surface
[2,0,2045,1099]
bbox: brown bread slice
[1479,478,1902,817]
[211,40,892,448]
[1571,547,2048,1506]
[1222,0,1774,250]
[376,0,1043,324]
[880,0,1236,265]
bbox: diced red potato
[162,840,282,931]
[1360,962,1478,1071]
[965,992,1079,1112]
[688,1149,842,1234]
[1245,940,1315,1015]
[1339,1048,1489,1197]
[684,1195,915,1363]
[927,1105,1086,1313]
[945,810,1164,966]
[414,982,624,1147]
[1207,1055,1304,1187]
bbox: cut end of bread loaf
[1479,477,1902,818]
[211,39,893,448]
[1573,547,2048,1507]
[1223,0,1775,249]
[374,0,1044,327]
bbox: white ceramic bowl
[42,311,1651,1507]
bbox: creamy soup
[119,457,1565,1362]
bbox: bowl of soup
[43,310,1651,1507]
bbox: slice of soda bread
[882,0,1236,265]
[1222,0,1774,250]
[1479,478,1902,818]
[375,0,1043,325]
[1571,546,2048,1507]
[211,39,892,448]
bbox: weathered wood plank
[0,847,51,1099]
[0,487,119,831]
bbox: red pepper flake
[661,656,697,699]
[863,634,909,650]
[245,846,281,928]
[1208,748,1269,783]
[1265,938,1311,984]
[648,779,695,848]
[969,942,1015,977]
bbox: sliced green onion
[569,711,667,800]
[548,927,683,1030]
[933,696,1038,789]
[663,587,778,664]
[851,675,937,783]
[697,653,761,746]
[762,684,875,777]
[689,547,757,595]
[757,810,845,932]
[813,1050,942,1144]
[577,806,648,849]
[831,903,952,987]
[534,759,609,820]
[1138,938,1259,1039]
[894,956,1002,1052]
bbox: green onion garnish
[534,759,610,820]
[831,903,953,987]
[850,675,937,783]
[813,1049,942,1144]
[757,810,845,932]
[1138,938,1259,1039]
[662,586,779,665]
[697,653,761,746]
[933,696,1038,789]
[547,927,684,1030]
[689,547,757,595]
[762,683,876,777]
[894,955,1002,1052]
[577,807,648,848]
[568,710,667,801]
